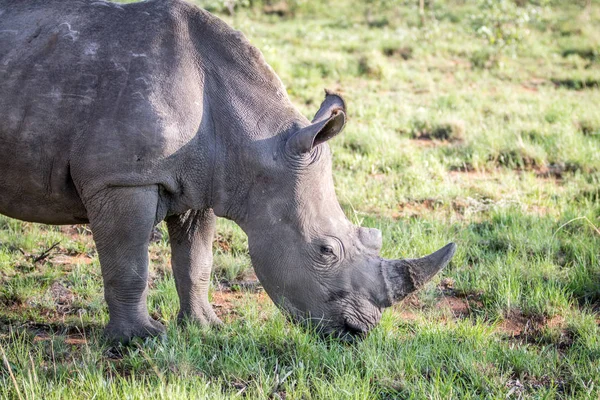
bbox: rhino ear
[287,90,347,155]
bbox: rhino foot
[177,305,223,328]
[104,317,167,344]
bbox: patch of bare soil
[392,194,536,220]
[534,164,573,179]
[0,315,97,341]
[394,281,483,323]
[409,138,442,148]
[33,331,88,346]
[49,281,75,315]
[520,78,550,93]
[211,290,243,320]
[215,232,234,252]
[263,1,292,17]
[383,45,413,60]
[59,225,92,239]
[449,165,568,184]
[439,296,472,318]
[219,270,261,291]
[393,198,443,219]
[436,279,484,320]
[498,309,535,337]
[397,310,419,321]
[51,254,94,265]
[212,275,268,322]
[498,310,574,350]
[436,290,483,319]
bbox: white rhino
[0,0,456,342]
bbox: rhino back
[0,0,213,223]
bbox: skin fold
[0,0,456,343]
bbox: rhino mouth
[337,320,369,343]
[314,295,383,342]
[315,318,371,343]
[279,293,381,342]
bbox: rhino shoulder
[163,0,288,101]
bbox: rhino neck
[207,109,302,226]
[202,78,307,225]
[186,6,308,223]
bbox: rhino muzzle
[381,243,457,306]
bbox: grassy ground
[1,0,600,398]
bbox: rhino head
[238,91,456,340]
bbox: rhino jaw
[381,243,457,306]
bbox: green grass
[2,0,600,398]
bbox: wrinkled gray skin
[0,0,456,342]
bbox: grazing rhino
[0,0,456,342]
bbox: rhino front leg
[86,186,166,343]
[166,209,222,327]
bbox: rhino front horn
[381,243,457,305]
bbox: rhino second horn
[381,243,457,305]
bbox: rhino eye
[320,245,334,256]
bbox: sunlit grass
[1,0,599,398]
